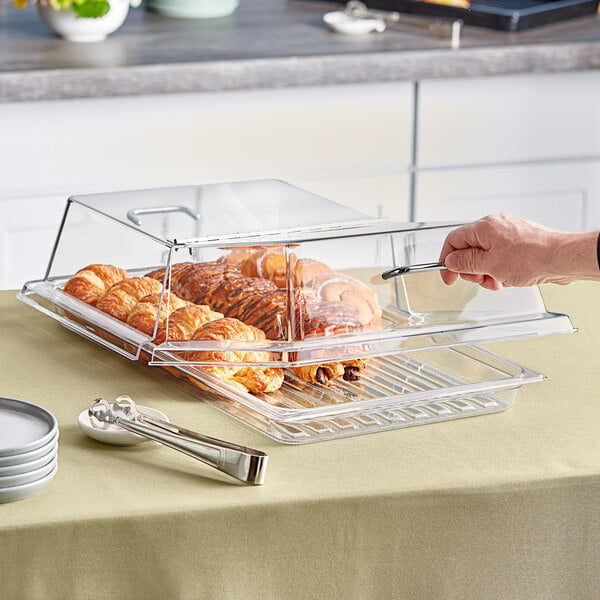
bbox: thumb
[445,248,488,275]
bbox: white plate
[0,456,57,489]
[78,405,170,446]
[0,434,58,467]
[0,449,56,477]
[0,397,58,457]
[0,464,58,504]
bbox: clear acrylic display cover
[19,180,574,443]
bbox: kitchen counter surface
[1,281,600,599]
[2,0,600,102]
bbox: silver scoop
[88,396,268,485]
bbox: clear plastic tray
[17,180,572,443]
[18,282,542,443]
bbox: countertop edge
[2,42,600,103]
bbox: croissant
[96,277,163,322]
[126,292,190,336]
[63,264,128,306]
[154,304,224,344]
[184,317,283,394]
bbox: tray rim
[17,282,546,424]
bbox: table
[1,283,599,599]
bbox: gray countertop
[2,0,600,102]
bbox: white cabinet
[417,72,600,167]
[0,82,413,290]
[414,159,600,231]
[0,192,67,290]
[291,173,410,221]
[415,71,600,233]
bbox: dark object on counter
[324,0,600,31]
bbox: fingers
[444,247,488,275]
[440,266,459,285]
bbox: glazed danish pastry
[96,277,163,322]
[204,276,277,318]
[237,246,296,289]
[293,258,333,287]
[306,272,382,330]
[63,264,128,306]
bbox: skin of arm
[438,214,600,290]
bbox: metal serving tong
[88,396,268,485]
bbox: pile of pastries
[62,247,382,394]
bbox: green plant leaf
[72,0,110,18]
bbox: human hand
[438,214,600,290]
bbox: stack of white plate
[0,397,58,504]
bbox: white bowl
[323,11,387,35]
[38,0,130,42]
[78,405,170,446]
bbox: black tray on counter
[325,0,600,31]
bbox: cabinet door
[417,71,600,168]
[414,160,600,232]
[0,83,413,193]
[292,173,410,221]
[0,192,67,290]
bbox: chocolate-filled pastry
[185,317,283,394]
[341,359,368,382]
[154,304,223,344]
[63,264,128,306]
[306,272,382,330]
[96,277,163,322]
[126,292,190,336]
[292,362,345,386]
[293,358,368,386]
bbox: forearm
[552,231,600,281]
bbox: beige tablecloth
[1,283,599,600]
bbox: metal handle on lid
[127,206,201,226]
[381,261,446,280]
